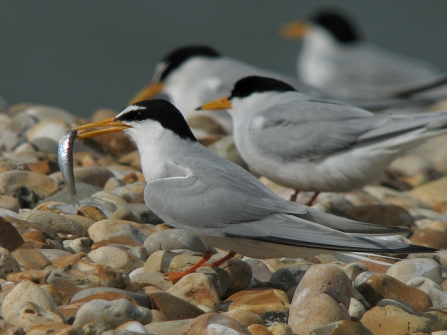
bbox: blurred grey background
[1,0,446,118]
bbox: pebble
[0,247,21,278]
[386,257,443,284]
[288,264,352,334]
[167,273,221,312]
[2,280,63,331]
[18,209,86,236]
[1,102,447,333]
[88,219,153,244]
[0,216,24,251]
[354,272,433,311]
[407,277,447,307]
[87,245,145,273]
[72,298,153,328]
[186,313,251,335]
[143,229,207,256]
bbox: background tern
[199,76,447,204]
[72,99,435,280]
[129,45,323,134]
[281,9,447,100]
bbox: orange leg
[165,250,213,281]
[289,189,300,202]
[305,192,320,206]
[205,251,237,267]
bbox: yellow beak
[74,117,132,139]
[198,97,232,111]
[279,21,310,39]
[128,82,164,105]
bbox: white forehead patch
[116,105,146,119]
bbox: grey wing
[143,158,307,235]
[250,98,382,160]
[221,214,435,254]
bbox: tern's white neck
[124,121,195,182]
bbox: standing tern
[199,76,447,203]
[129,45,324,134]
[70,99,435,280]
[281,9,447,100]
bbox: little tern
[129,45,323,134]
[70,99,435,280]
[199,76,447,203]
[281,9,447,100]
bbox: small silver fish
[58,129,78,203]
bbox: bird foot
[164,249,213,281]
[204,251,237,267]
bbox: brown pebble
[0,216,24,251]
[410,229,447,249]
[355,273,432,312]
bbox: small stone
[88,219,153,244]
[77,204,108,221]
[119,150,142,171]
[47,258,129,292]
[167,272,220,312]
[410,229,447,249]
[247,324,274,335]
[6,269,50,284]
[407,277,447,308]
[19,210,86,236]
[267,323,293,335]
[124,203,163,224]
[186,313,251,335]
[314,320,374,335]
[147,291,204,320]
[115,321,150,334]
[363,185,428,209]
[243,257,273,282]
[72,298,152,328]
[226,288,290,315]
[360,305,431,335]
[53,166,115,190]
[143,229,207,256]
[418,220,447,233]
[0,171,59,200]
[221,258,253,295]
[109,207,141,222]
[0,247,21,279]
[2,280,63,330]
[288,264,352,334]
[349,298,366,321]
[63,237,92,253]
[88,245,145,274]
[0,195,20,212]
[12,249,52,270]
[51,252,86,268]
[354,272,432,312]
[339,204,415,229]
[144,319,194,335]
[223,309,264,328]
[406,176,447,209]
[26,118,70,143]
[386,257,443,284]
[0,216,24,251]
[112,181,146,203]
[130,272,173,291]
[71,287,149,307]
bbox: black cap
[229,76,297,99]
[116,99,197,141]
[159,45,221,82]
[310,10,360,43]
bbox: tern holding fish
[58,99,436,280]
